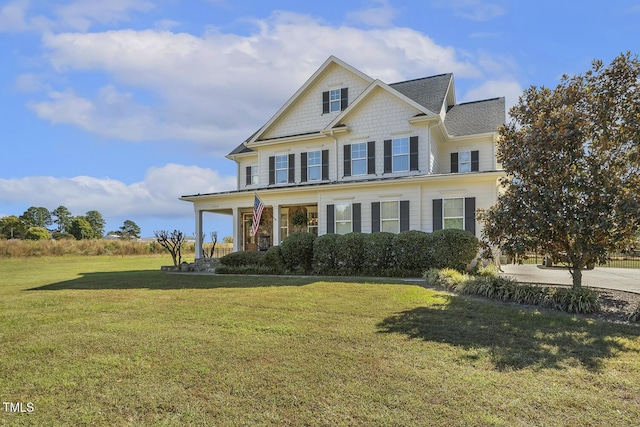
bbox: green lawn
[1,256,640,426]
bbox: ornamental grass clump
[551,287,601,314]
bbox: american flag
[251,194,265,237]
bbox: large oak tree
[481,52,640,288]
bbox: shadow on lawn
[27,270,408,291]
[377,295,640,372]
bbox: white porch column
[272,204,280,246]
[232,207,240,252]
[194,209,203,259]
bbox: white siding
[438,138,496,173]
[262,63,370,140]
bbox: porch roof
[180,169,504,201]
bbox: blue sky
[1,0,639,238]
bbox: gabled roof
[444,97,506,136]
[325,79,436,130]
[246,56,374,145]
[389,73,453,114]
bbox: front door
[243,213,257,251]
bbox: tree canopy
[116,220,141,240]
[480,52,640,288]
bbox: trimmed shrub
[281,232,316,273]
[24,227,51,241]
[393,230,433,277]
[363,232,395,276]
[219,250,266,267]
[313,233,341,275]
[216,265,278,275]
[551,287,600,314]
[431,229,479,271]
[336,232,367,275]
[263,245,285,274]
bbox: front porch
[192,203,318,259]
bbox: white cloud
[0,164,236,218]
[346,0,399,27]
[32,12,482,152]
[0,0,31,31]
[432,0,506,21]
[54,0,154,32]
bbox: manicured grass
[1,256,640,426]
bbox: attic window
[323,88,348,114]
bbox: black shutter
[465,197,476,235]
[371,202,380,232]
[340,88,348,111]
[343,144,351,177]
[433,199,443,231]
[327,204,335,234]
[400,200,410,232]
[451,152,459,173]
[471,150,479,172]
[410,136,419,171]
[288,153,295,183]
[301,152,308,183]
[367,141,375,175]
[245,166,251,186]
[322,91,329,114]
[384,140,392,173]
[353,203,361,233]
[321,149,329,180]
[269,156,275,185]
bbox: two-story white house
[181,56,505,256]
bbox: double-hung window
[443,198,464,230]
[275,155,288,184]
[392,137,409,172]
[381,201,400,233]
[329,89,341,112]
[351,143,367,176]
[458,151,471,173]
[307,151,321,181]
[250,166,258,185]
[335,203,352,234]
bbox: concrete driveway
[500,264,640,294]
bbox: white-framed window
[275,155,288,184]
[381,201,400,233]
[335,203,352,235]
[307,209,318,235]
[329,89,341,112]
[250,166,258,185]
[444,198,464,230]
[351,143,367,176]
[308,151,321,181]
[280,212,289,241]
[392,137,409,172]
[458,151,471,173]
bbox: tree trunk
[570,265,583,289]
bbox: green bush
[219,250,266,267]
[51,231,75,240]
[313,233,341,275]
[551,287,600,314]
[363,232,395,276]
[336,232,367,275]
[281,232,316,273]
[24,227,51,241]
[263,245,285,274]
[430,229,479,271]
[393,230,433,277]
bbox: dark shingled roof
[389,73,452,114]
[228,72,505,156]
[444,97,506,136]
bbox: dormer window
[323,88,348,114]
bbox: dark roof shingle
[444,97,506,136]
